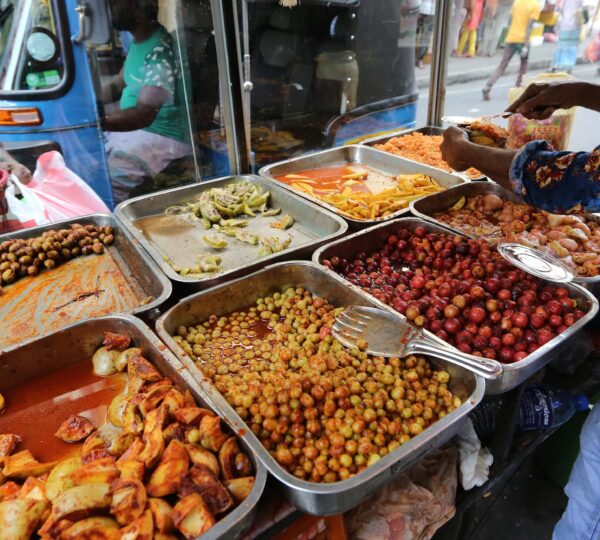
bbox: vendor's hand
[0,161,32,184]
[505,82,579,120]
[441,127,471,171]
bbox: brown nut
[10,262,19,272]
[42,241,52,251]
[47,250,60,261]
[82,245,94,256]
[44,259,56,270]
[103,234,114,246]
[33,258,43,268]
[7,252,16,262]
[92,243,104,255]
[31,240,42,252]
[27,265,39,277]
[61,248,72,259]
[0,262,9,271]
[71,247,81,257]
[2,269,15,283]
[18,255,32,265]
[37,252,46,261]
[79,237,92,247]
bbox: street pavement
[415,61,600,152]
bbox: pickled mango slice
[262,208,281,217]
[270,215,294,230]
[220,219,248,228]
[236,231,259,245]
[203,235,228,249]
[260,235,291,255]
[197,255,222,273]
[200,201,221,223]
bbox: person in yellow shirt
[482,0,541,100]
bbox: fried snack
[374,132,482,178]
[0,334,256,539]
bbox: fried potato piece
[162,388,185,414]
[0,498,48,540]
[139,385,172,417]
[82,449,112,465]
[116,460,145,483]
[218,437,239,480]
[110,479,147,526]
[154,533,179,540]
[147,440,189,497]
[182,390,196,408]
[0,481,20,501]
[120,508,153,540]
[69,458,119,487]
[0,434,21,458]
[61,516,121,540]
[106,431,137,458]
[52,483,112,522]
[163,422,185,445]
[199,415,229,453]
[103,332,132,352]
[117,438,144,463]
[45,457,80,502]
[55,415,95,443]
[107,393,127,428]
[174,407,212,425]
[185,465,233,515]
[185,444,219,477]
[3,450,57,479]
[116,348,142,373]
[138,404,167,469]
[172,493,216,539]
[122,399,144,435]
[128,356,162,383]
[148,498,174,534]
[225,477,255,503]
[17,476,46,501]
[81,432,106,458]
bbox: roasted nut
[2,269,15,284]
[103,234,114,246]
[44,259,56,270]
[81,245,94,256]
[92,243,104,254]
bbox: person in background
[0,144,32,184]
[415,0,436,68]
[552,0,584,72]
[456,0,485,57]
[449,0,468,55]
[479,0,514,56]
[442,80,600,213]
[103,0,191,203]
[482,0,541,100]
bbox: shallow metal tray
[115,175,347,287]
[258,145,466,229]
[0,314,267,540]
[360,126,485,181]
[156,261,484,515]
[411,182,600,298]
[312,218,599,395]
[0,214,171,351]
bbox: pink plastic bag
[27,151,109,222]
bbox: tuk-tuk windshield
[0,0,65,92]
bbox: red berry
[514,351,528,362]
[484,277,501,293]
[501,333,516,347]
[549,314,562,328]
[511,312,529,329]
[499,348,514,363]
[498,289,512,301]
[529,313,545,329]
[444,304,460,318]
[411,275,426,289]
[468,307,486,324]
[547,300,563,315]
[443,318,461,335]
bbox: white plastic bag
[0,174,49,234]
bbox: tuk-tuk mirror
[82,0,111,45]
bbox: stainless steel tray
[360,126,485,181]
[156,261,485,515]
[115,175,347,287]
[258,145,466,229]
[0,314,267,540]
[411,182,600,298]
[312,218,599,395]
[0,214,171,351]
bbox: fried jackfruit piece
[2,450,57,479]
[185,444,220,477]
[116,460,145,483]
[107,393,128,428]
[163,422,185,445]
[55,415,95,443]
[172,493,216,539]
[45,457,81,502]
[17,476,47,501]
[0,434,21,458]
[198,415,229,453]
[0,498,48,540]
[120,508,153,540]
[147,440,189,497]
[116,348,142,373]
[51,483,112,522]
[81,432,106,459]
[218,437,241,480]
[174,407,212,426]
[148,498,174,534]
[103,332,132,352]
[128,355,162,383]
[225,477,255,503]
[162,388,185,414]
[68,458,119,487]
[138,385,173,417]
[110,479,147,526]
[117,438,144,464]
[137,404,167,469]
[183,465,233,515]
[0,481,20,502]
[61,516,121,540]
[122,399,144,435]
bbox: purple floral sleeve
[509,140,600,213]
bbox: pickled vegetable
[202,235,228,250]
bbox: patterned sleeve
[509,140,600,213]
[142,40,177,104]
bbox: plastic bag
[0,174,50,234]
[27,151,109,222]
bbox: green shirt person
[103,0,191,203]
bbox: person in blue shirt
[442,79,600,540]
[441,80,600,214]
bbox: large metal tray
[0,214,171,351]
[115,175,347,287]
[411,182,600,298]
[0,314,267,540]
[258,145,466,229]
[156,261,485,515]
[312,218,599,395]
[360,126,485,181]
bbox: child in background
[457,0,485,57]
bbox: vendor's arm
[101,69,125,105]
[0,143,32,183]
[506,81,600,119]
[103,85,169,131]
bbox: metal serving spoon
[332,306,503,380]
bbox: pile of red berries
[322,226,587,363]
